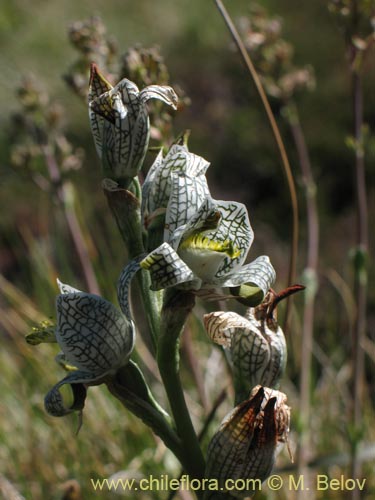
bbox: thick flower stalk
[204,285,304,404]
[88,64,178,184]
[44,263,139,417]
[205,386,291,499]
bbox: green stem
[103,178,160,352]
[106,364,184,465]
[157,289,206,486]
[168,390,228,500]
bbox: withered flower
[205,386,291,498]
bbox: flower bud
[89,64,178,184]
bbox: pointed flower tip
[89,62,98,83]
[88,63,113,95]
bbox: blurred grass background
[0,0,374,499]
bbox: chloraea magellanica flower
[204,285,304,404]
[44,260,140,417]
[205,385,291,499]
[88,64,178,183]
[141,192,276,296]
[139,141,275,296]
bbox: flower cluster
[30,65,295,496]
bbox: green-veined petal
[219,255,276,297]
[57,279,82,294]
[44,371,92,417]
[56,292,134,377]
[210,201,253,277]
[117,256,144,319]
[139,85,178,109]
[140,242,198,290]
[142,144,209,228]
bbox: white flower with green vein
[204,305,286,405]
[142,143,210,232]
[88,64,178,182]
[45,262,140,417]
[141,192,276,297]
[204,286,304,404]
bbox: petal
[178,243,228,282]
[56,293,134,376]
[219,255,276,297]
[117,256,144,319]
[204,311,271,404]
[88,64,113,101]
[90,90,132,172]
[164,171,211,242]
[89,80,144,178]
[44,371,92,417]
[127,105,150,177]
[57,278,82,294]
[115,78,141,118]
[205,387,265,492]
[229,318,272,404]
[168,196,217,250]
[139,85,178,110]
[211,201,253,277]
[142,144,210,223]
[141,149,163,218]
[88,65,114,159]
[205,387,290,496]
[140,243,199,290]
[204,311,254,348]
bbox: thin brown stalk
[287,104,319,497]
[350,64,368,499]
[41,145,100,295]
[62,189,101,295]
[213,0,299,333]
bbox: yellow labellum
[179,233,241,259]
